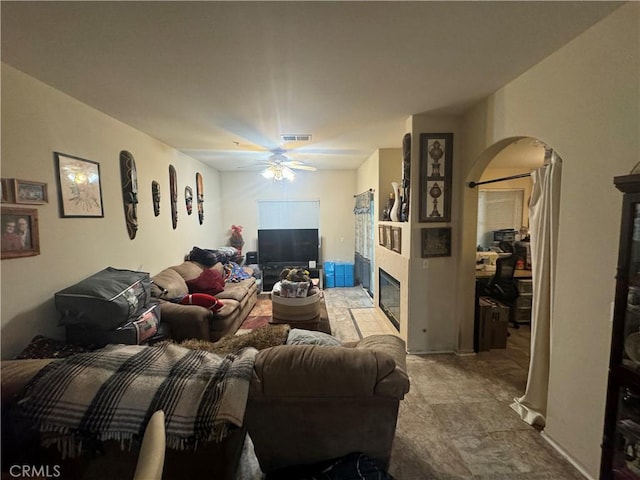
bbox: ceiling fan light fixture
[261,165,295,181]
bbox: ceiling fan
[240,151,317,181]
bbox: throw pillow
[179,293,223,312]
[286,329,342,347]
[185,268,225,296]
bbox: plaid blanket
[16,343,257,457]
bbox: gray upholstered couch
[151,260,258,342]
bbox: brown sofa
[151,260,258,342]
[1,335,409,479]
[245,334,410,473]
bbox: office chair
[484,254,520,328]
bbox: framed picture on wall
[391,226,402,253]
[14,179,48,204]
[419,133,453,223]
[54,152,104,218]
[1,178,14,203]
[421,227,452,258]
[384,225,392,249]
[1,206,40,259]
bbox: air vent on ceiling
[280,133,312,142]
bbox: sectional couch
[151,260,258,342]
[1,334,409,479]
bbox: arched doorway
[461,136,560,426]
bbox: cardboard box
[479,296,509,350]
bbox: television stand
[260,264,324,292]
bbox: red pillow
[180,293,224,312]
[185,268,225,296]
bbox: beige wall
[459,3,639,477]
[0,65,359,360]
[0,64,225,359]
[218,169,357,264]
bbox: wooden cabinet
[601,174,640,479]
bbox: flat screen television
[258,228,319,266]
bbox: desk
[475,269,533,279]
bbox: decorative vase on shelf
[390,182,400,222]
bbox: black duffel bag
[55,267,151,330]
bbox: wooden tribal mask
[119,150,138,239]
[169,164,178,229]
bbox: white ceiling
[1,1,622,172]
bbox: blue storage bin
[344,262,354,276]
[335,275,346,287]
[325,275,335,288]
[345,274,354,287]
[324,261,335,273]
[335,263,346,276]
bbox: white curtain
[511,152,562,427]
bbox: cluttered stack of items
[270,267,322,331]
[55,267,164,348]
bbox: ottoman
[270,291,321,331]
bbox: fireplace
[379,269,400,331]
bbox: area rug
[238,315,271,332]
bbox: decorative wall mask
[151,181,161,217]
[185,186,193,215]
[169,165,178,229]
[401,133,411,222]
[119,151,138,239]
[196,172,204,225]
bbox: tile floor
[321,287,586,480]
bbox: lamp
[261,164,295,181]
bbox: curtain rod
[468,172,531,188]
[353,188,375,197]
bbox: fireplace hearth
[379,269,400,331]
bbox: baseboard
[540,430,595,480]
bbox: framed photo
[1,207,40,259]
[1,178,14,203]
[378,225,385,246]
[419,133,453,223]
[13,179,48,204]
[421,227,452,258]
[384,225,392,249]
[391,226,402,253]
[54,152,104,217]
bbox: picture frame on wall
[1,178,14,203]
[421,227,452,258]
[419,133,453,223]
[54,152,104,218]
[384,225,392,249]
[1,206,40,259]
[378,225,385,246]
[13,179,48,204]
[391,226,402,253]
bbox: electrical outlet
[422,259,429,269]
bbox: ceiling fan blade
[288,165,317,171]
[236,163,272,169]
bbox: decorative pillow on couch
[185,268,225,296]
[179,293,224,312]
[286,329,342,347]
